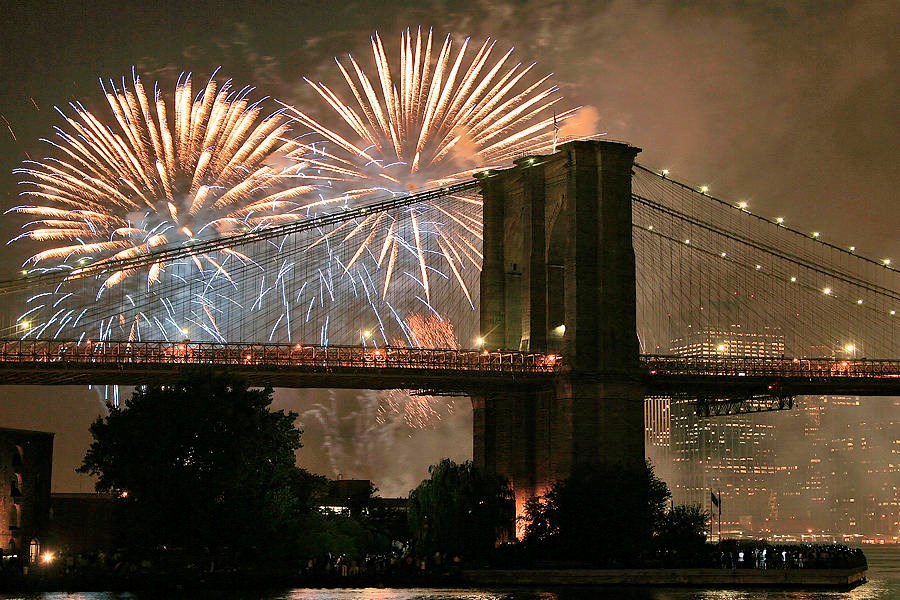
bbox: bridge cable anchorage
[0,181,480,296]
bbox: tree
[407,459,514,560]
[78,368,304,564]
[521,460,671,565]
[655,504,709,564]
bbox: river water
[1,546,896,600]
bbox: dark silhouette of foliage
[407,459,514,559]
[655,504,709,563]
[78,368,305,564]
[521,460,672,565]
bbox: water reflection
[1,581,896,600]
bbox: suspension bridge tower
[474,139,645,517]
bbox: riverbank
[460,566,867,590]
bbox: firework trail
[278,28,577,321]
[8,71,309,341]
[377,313,461,429]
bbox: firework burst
[281,28,577,309]
[9,71,308,340]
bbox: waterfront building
[0,427,54,560]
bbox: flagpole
[718,489,722,543]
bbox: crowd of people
[0,541,869,591]
[715,542,867,570]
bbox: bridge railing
[642,355,900,379]
[0,340,562,374]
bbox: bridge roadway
[0,340,896,398]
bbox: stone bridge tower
[473,140,645,517]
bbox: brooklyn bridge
[1,140,897,508]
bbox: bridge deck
[0,341,896,397]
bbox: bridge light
[811,231,820,238]
[737,201,748,210]
[699,185,709,194]
[849,246,856,252]
[362,330,372,340]
[475,337,485,347]
[180,328,189,337]
[660,169,669,177]
[19,321,30,330]
[716,344,727,353]
[844,344,856,353]
[891,310,896,316]
[775,217,784,225]
[823,287,832,295]
[720,252,727,257]
[790,276,797,282]
[647,225,654,231]
[755,264,762,270]
[21,270,28,276]
[553,324,566,336]
[684,239,690,245]
[857,299,863,305]
[883,258,892,267]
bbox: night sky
[0,1,896,496]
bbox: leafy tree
[655,504,709,563]
[407,459,514,559]
[521,460,671,565]
[78,368,305,564]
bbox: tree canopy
[78,368,304,562]
[407,459,514,559]
[521,460,672,565]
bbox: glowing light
[553,324,566,336]
[775,217,784,224]
[849,246,856,252]
[737,201,748,210]
[755,264,762,270]
[180,328,189,338]
[790,276,797,282]
[716,344,727,353]
[19,321,30,330]
[720,252,727,257]
[362,330,372,340]
[844,344,856,353]
[41,552,54,564]
[891,310,897,316]
[823,287,832,295]
[699,185,709,194]
[648,225,654,231]
[812,232,820,238]
[684,239,691,245]
[475,336,485,347]
[856,299,863,305]
[883,258,892,266]
[660,169,669,177]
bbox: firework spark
[280,28,577,309]
[377,313,461,429]
[9,71,308,341]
